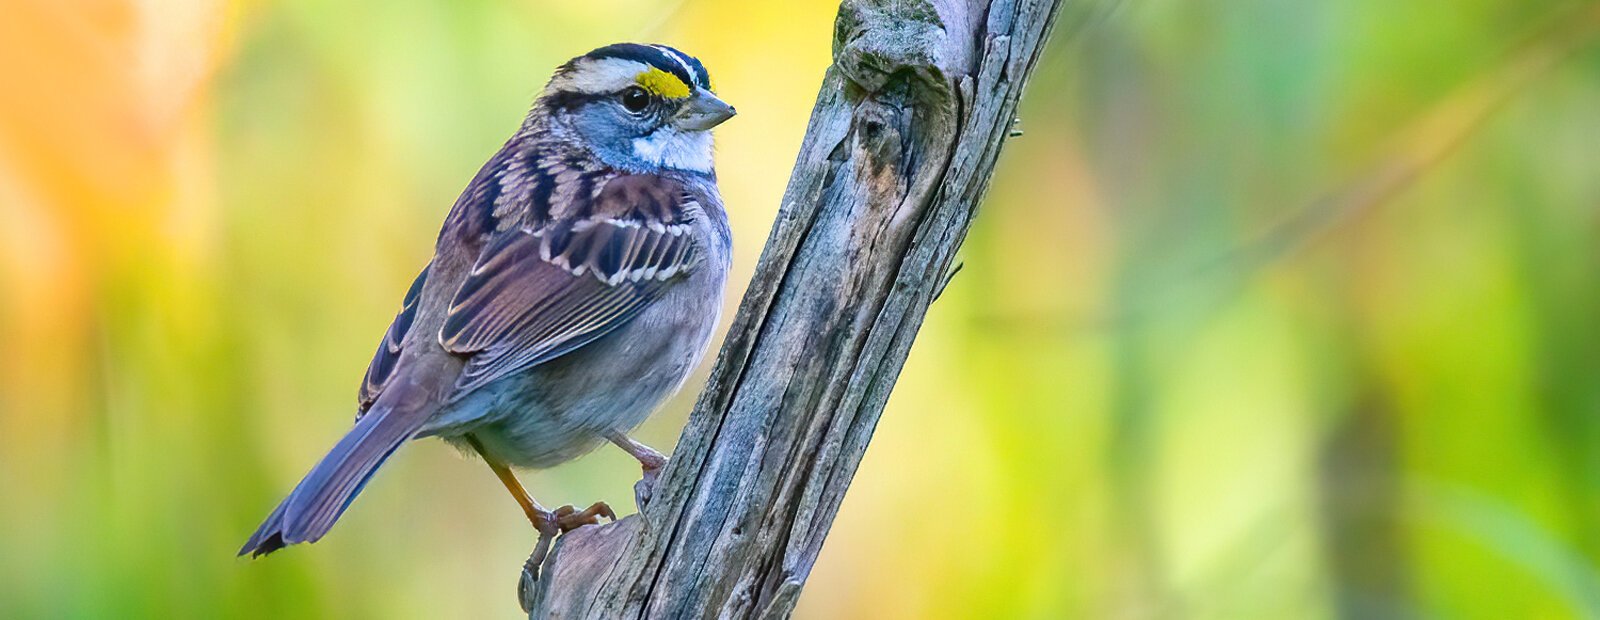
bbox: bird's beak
[674,89,736,131]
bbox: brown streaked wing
[358,265,430,415]
[439,174,700,398]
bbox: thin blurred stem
[1229,1,1600,270]
[1121,0,1600,323]
[1318,389,1413,620]
[1106,324,1176,616]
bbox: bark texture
[525,0,1064,616]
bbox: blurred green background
[3,0,1599,617]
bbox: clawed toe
[553,501,615,532]
[634,465,662,511]
[518,556,540,613]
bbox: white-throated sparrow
[240,43,735,566]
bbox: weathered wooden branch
[524,0,1064,616]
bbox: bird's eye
[620,86,650,113]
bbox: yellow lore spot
[635,67,691,99]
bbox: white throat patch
[633,128,714,173]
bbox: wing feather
[358,265,430,415]
[439,174,700,398]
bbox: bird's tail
[239,383,436,557]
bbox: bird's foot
[554,501,616,531]
[606,431,668,511]
[518,501,616,612]
[634,457,666,511]
[523,502,615,574]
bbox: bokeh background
[3,0,1600,617]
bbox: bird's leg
[606,431,668,510]
[464,435,613,584]
[465,435,554,532]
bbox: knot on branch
[854,102,907,173]
[833,0,975,98]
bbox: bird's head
[537,43,734,175]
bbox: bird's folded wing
[358,265,430,414]
[438,174,700,398]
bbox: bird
[239,43,736,569]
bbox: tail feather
[240,387,434,558]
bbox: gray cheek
[571,105,655,169]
